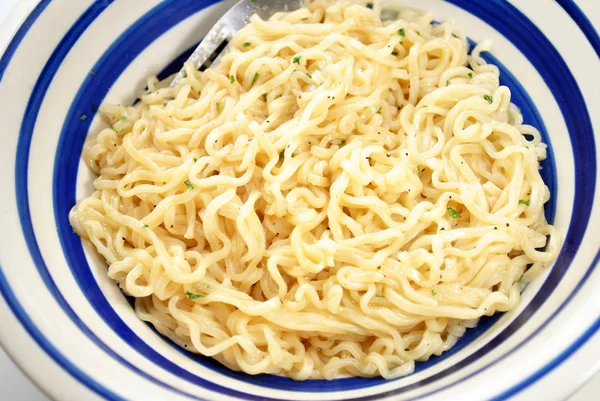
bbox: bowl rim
[0,1,599,401]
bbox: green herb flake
[468,72,473,78]
[375,294,385,298]
[89,70,96,76]
[398,28,405,37]
[186,291,205,299]
[243,42,251,47]
[121,116,127,121]
[484,94,493,104]
[416,167,421,179]
[306,73,312,79]
[519,199,530,205]
[417,31,421,36]
[143,224,149,228]
[447,206,462,218]
[376,107,382,114]
[292,55,301,64]
[230,75,235,83]
[517,275,524,285]
[184,180,194,191]
[431,289,437,296]
[262,93,267,102]
[279,150,285,159]
[193,158,197,162]
[446,80,450,87]
[252,72,259,85]
[80,114,87,121]
[250,0,257,3]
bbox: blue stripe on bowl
[0,0,51,81]
[0,264,127,401]
[556,0,600,59]
[7,1,212,400]
[0,3,124,400]
[0,0,595,400]
[490,248,600,401]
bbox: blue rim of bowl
[0,0,597,400]
[556,0,600,58]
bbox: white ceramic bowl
[0,1,599,400]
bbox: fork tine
[171,20,230,85]
[171,0,303,88]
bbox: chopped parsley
[484,94,493,104]
[193,158,197,162]
[250,0,256,3]
[89,70,96,76]
[243,42,251,47]
[398,28,405,37]
[517,275,524,285]
[252,72,259,85]
[292,55,301,64]
[431,289,437,296]
[184,180,194,190]
[417,167,421,179]
[376,107,382,114]
[143,224,149,228]
[468,72,473,78]
[446,80,450,87]
[375,294,385,298]
[186,291,205,299]
[306,73,312,79]
[519,199,530,205]
[80,114,87,121]
[121,116,127,121]
[447,206,462,218]
[262,93,267,101]
[230,75,235,83]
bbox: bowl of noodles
[0,0,598,400]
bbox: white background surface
[0,0,597,400]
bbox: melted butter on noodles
[70,0,561,380]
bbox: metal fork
[171,0,303,87]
